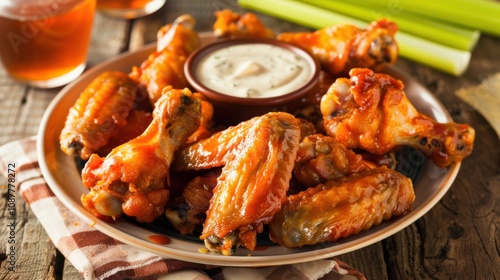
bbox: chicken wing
[184,92,215,145]
[269,167,415,247]
[60,71,140,160]
[61,15,201,159]
[130,14,201,106]
[293,134,368,188]
[81,87,202,223]
[213,9,275,39]
[165,169,220,235]
[277,19,398,75]
[97,109,153,156]
[321,68,475,168]
[173,112,300,255]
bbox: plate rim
[36,33,461,267]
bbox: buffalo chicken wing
[269,167,415,247]
[81,87,202,223]
[165,169,220,235]
[321,68,475,168]
[213,9,275,39]
[60,71,140,160]
[277,19,398,75]
[293,134,369,188]
[130,15,201,106]
[173,112,300,255]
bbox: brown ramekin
[184,37,320,126]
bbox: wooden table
[1,1,499,279]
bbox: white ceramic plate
[37,33,460,267]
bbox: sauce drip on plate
[148,234,171,245]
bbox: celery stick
[396,33,471,76]
[241,0,367,29]
[238,0,471,76]
[347,0,500,36]
[297,0,479,51]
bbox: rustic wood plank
[0,85,58,146]
[0,79,30,145]
[129,10,164,50]
[337,243,389,279]
[87,13,132,66]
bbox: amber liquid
[0,0,95,83]
[97,0,157,9]
[96,0,165,18]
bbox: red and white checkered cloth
[0,136,366,280]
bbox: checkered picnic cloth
[0,136,366,280]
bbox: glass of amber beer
[97,0,166,19]
[0,0,96,88]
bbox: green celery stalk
[347,0,500,36]
[238,0,471,76]
[241,0,366,29]
[396,33,471,76]
[297,0,479,51]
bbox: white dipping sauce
[195,43,312,98]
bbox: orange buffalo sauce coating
[148,234,171,245]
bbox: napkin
[0,137,366,280]
[455,72,500,139]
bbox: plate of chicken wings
[37,11,475,266]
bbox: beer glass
[97,0,166,19]
[0,0,96,88]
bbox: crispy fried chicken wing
[297,118,318,141]
[277,19,398,75]
[173,112,300,255]
[321,68,475,168]
[293,134,368,188]
[173,113,261,171]
[213,9,274,39]
[185,93,215,145]
[269,167,415,247]
[81,87,202,223]
[130,15,201,106]
[61,15,201,159]
[165,169,220,235]
[167,119,314,235]
[60,71,140,160]
[97,110,153,156]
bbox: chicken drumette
[293,134,370,188]
[321,68,475,168]
[277,19,398,75]
[130,14,201,106]
[81,87,202,223]
[213,9,275,39]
